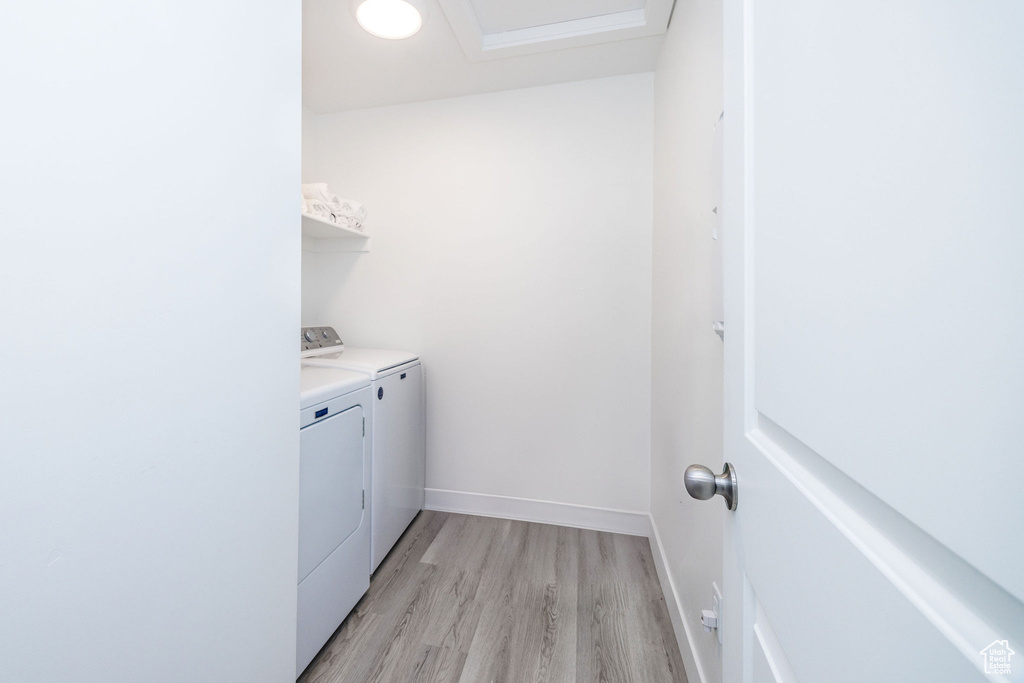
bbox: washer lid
[300,365,370,410]
[301,347,419,378]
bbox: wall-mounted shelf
[301,213,370,253]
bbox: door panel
[722,1,1024,681]
[734,422,982,681]
[750,0,1024,603]
[751,596,796,683]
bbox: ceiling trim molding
[437,0,674,62]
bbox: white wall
[303,105,318,182]
[302,106,321,326]
[0,2,301,681]
[303,75,653,518]
[651,1,725,682]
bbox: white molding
[436,0,674,62]
[649,514,710,683]
[424,488,650,537]
[481,10,646,51]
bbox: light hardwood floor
[299,511,687,683]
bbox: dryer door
[298,405,364,583]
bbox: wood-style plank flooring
[298,511,687,683]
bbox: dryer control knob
[303,330,315,343]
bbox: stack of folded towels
[301,183,368,232]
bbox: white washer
[301,327,425,573]
[297,364,372,676]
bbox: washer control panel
[300,326,344,353]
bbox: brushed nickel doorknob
[684,462,738,511]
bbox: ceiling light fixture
[353,0,426,40]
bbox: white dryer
[297,364,372,676]
[301,327,425,573]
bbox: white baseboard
[423,488,651,537]
[649,514,709,683]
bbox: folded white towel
[301,183,331,202]
[304,199,334,220]
[301,183,368,227]
[301,196,309,214]
[334,215,364,232]
[333,199,367,223]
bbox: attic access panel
[438,0,674,61]
[471,0,646,34]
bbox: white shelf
[301,213,370,253]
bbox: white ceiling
[302,0,673,114]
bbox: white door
[717,1,1024,681]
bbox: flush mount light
[352,0,426,39]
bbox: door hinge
[362,490,365,509]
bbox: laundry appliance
[296,363,372,676]
[301,326,424,573]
